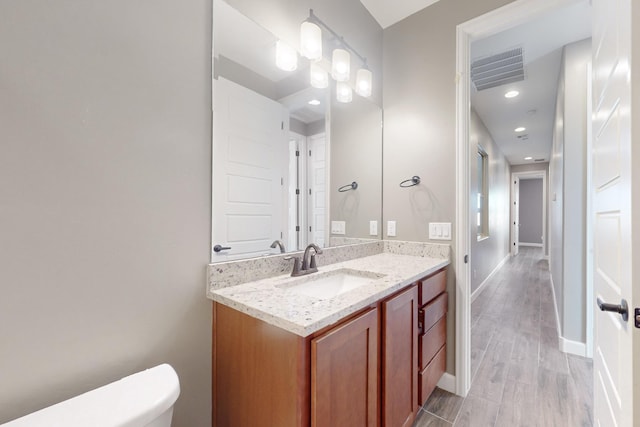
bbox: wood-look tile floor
[414,247,593,427]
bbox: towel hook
[338,181,358,192]
[399,176,420,188]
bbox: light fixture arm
[308,9,368,67]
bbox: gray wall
[470,111,512,294]
[550,38,591,343]
[0,0,212,425]
[519,179,544,244]
[382,0,514,373]
[330,97,383,238]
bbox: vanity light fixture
[505,90,519,98]
[515,126,526,132]
[308,99,321,106]
[331,48,351,82]
[355,68,372,97]
[300,21,322,61]
[300,9,373,102]
[275,40,297,71]
[310,63,329,88]
[336,82,353,103]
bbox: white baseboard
[560,337,587,357]
[548,275,587,357]
[519,242,543,247]
[471,254,510,303]
[437,373,456,394]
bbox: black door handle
[213,244,232,253]
[597,297,628,322]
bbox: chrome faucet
[285,243,323,277]
[270,239,286,253]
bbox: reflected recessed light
[505,90,519,98]
[515,127,526,132]
[524,156,533,160]
[308,99,321,106]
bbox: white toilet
[2,364,180,427]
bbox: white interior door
[213,77,289,261]
[592,0,635,425]
[307,133,326,247]
[511,176,520,256]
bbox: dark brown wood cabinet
[417,268,448,407]
[311,308,378,427]
[212,266,448,427]
[382,285,419,427]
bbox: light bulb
[276,40,297,71]
[310,62,329,88]
[355,68,372,97]
[300,21,322,61]
[331,49,350,82]
[336,82,352,103]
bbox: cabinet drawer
[419,292,448,333]
[418,345,446,406]
[419,269,446,305]
[419,316,446,371]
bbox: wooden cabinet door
[311,308,378,427]
[382,285,419,427]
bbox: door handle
[213,244,232,253]
[597,297,628,322]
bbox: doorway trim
[455,0,583,396]
[511,171,547,257]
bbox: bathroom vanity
[209,243,449,427]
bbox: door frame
[511,171,547,256]
[455,0,584,396]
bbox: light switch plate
[331,220,346,235]
[429,222,451,240]
[387,220,396,237]
[369,220,378,236]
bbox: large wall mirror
[212,0,383,262]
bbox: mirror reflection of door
[213,77,289,261]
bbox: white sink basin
[278,269,385,300]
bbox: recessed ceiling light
[308,99,321,106]
[515,127,526,132]
[524,156,533,160]
[505,90,519,98]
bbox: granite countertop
[209,252,449,337]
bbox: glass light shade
[331,49,350,82]
[300,21,322,61]
[310,63,329,88]
[355,68,372,97]
[336,82,353,103]
[276,40,297,71]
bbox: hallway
[414,247,593,426]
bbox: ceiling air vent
[471,47,525,91]
[517,134,529,141]
[534,158,545,162]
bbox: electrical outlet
[387,220,396,237]
[369,220,378,236]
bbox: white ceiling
[470,0,592,165]
[359,0,442,28]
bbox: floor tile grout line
[422,408,455,425]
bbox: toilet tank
[2,364,180,427]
